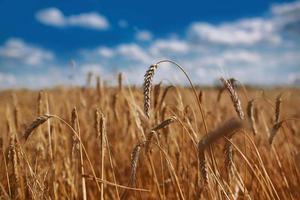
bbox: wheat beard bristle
[143,64,158,118]
[23,115,51,141]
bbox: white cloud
[191,50,261,67]
[150,39,190,55]
[188,18,280,45]
[271,1,300,33]
[36,7,109,30]
[116,43,151,63]
[0,38,54,66]
[218,50,261,64]
[271,1,300,16]
[96,47,114,58]
[135,30,153,41]
[35,7,65,27]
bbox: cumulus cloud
[96,47,114,58]
[116,43,151,63]
[195,50,262,67]
[36,7,109,30]
[135,30,153,41]
[271,1,300,16]
[271,1,300,34]
[188,18,281,45]
[0,38,54,66]
[150,39,190,55]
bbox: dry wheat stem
[46,114,102,193]
[220,77,245,186]
[143,60,208,134]
[198,118,243,186]
[247,100,257,135]
[83,175,150,192]
[100,111,106,200]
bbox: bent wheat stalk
[143,60,208,134]
[198,118,244,185]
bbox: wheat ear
[143,64,158,118]
[220,77,244,120]
[23,115,51,141]
[269,94,283,145]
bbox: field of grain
[0,67,299,199]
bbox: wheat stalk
[220,77,245,184]
[118,72,123,92]
[247,100,258,135]
[71,107,87,200]
[198,118,243,185]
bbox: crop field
[0,65,299,199]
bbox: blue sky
[0,0,300,88]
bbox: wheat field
[0,65,299,199]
